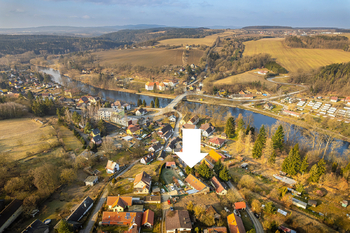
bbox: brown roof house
[134,171,152,194]
[185,174,210,194]
[106,196,133,212]
[211,176,227,195]
[208,137,226,149]
[142,209,155,228]
[187,115,199,125]
[165,210,192,233]
[204,227,227,233]
[200,123,216,137]
[227,213,246,233]
[0,199,23,233]
[102,211,143,233]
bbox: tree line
[285,35,349,51]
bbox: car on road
[161,188,165,193]
[254,213,259,219]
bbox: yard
[160,167,183,185]
[57,125,83,152]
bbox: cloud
[45,0,179,6]
[82,15,90,19]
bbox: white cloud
[82,15,90,19]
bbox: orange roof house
[142,209,154,228]
[185,174,209,193]
[234,202,246,210]
[227,213,246,233]
[106,196,133,212]
[211,176,227,195]
[206,227,227,233]
[208,150,226,162]
[134,171,152,194]
[208,137,226,148]
[102,211,142,229]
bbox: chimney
[84,202,86,208]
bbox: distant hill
[99,27,219,44]
[242,26,293,30]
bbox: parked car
[254,213,259,219]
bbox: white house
[136,108,147,116]
[84,176,98,186]
[106,160,120,174]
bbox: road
[226,181,264,233]
[80,159,139,233]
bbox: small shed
[308,200,317,207]
[341,200,348,208]
[292,198,307,209]
[84,176,98,186]
[241,163,248,169]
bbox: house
[258,70,268,75]
[169,115,177,122]
[264,102,274,110]
[234,202,246,210]
[346,97,350,106]
[140,153,157,165]
[158,124,173,136]
[182,124,197,129]
[106,160,120,174]
[136,108,147,116]
[202,158,214,169]
[180,113,192,125]
[208,137,226,148]
[158,82,166,91]
[84,176,98,186]
[162,130,173,140]
[292,198,307,209]
[127,124,141,135]
[227,213,246,233]
[66,196,94,223]
[208,150,226,162]
[92,128,101,137]
[102,211,142,229]
[91,135,102,145]
[282,110,301,118]
[157,150,167,161]
[341,200,348,207]
[0,199,23,233]
[308,200,317,207]
[185,174,210,193]
[206,206,221,220]
[330,96,339,102]
[204,227,227,233]
[148,142,163,153]
[188,115,199,125]
[144,196,161,204]
[134,171,152,194]
[145,82,157,91]
[279,226,297,233]
[79,96,89,104]
[142,209,155,228]
[166,137,181,153]
[211,176,227,195]
[200,123,215,137]
[98,108,115,120]
[165,210,192,233]
[166,161,176,168]
[22,219,49,233]
[106,196,133,212]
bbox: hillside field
[244,38,350,73]
[93,48,204,67]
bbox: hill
[99,27,221,44]
[244,38,350,73]
[285,35,349,50]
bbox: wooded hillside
[285,35,349,50]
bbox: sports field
[93,48,204,67]
[244,38,350,73]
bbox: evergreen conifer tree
[155,97,160,108]
[259,125,267,145]
[142,99,146,107]
[272,125,284,151]
[137,99,142,106]
[225,117,235,138]
[252,138,263,159]
[150,100,154,108]
[300,155,309,174]
[219,167,230,181]
[268,150,276,165]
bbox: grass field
[93,48,204,67]
[157,31,235,46]
[0,118,57,160]
[58,125,83,151]
[244,38,350,73]
[213,70,277,88]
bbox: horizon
[0,0,349,29]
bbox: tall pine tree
[225,117,235,138]
[272,125,284,151]
[252,138,263,159]
[137,99,142,107]
[155,97,160,108]
[150,100,154,108]
[259,125,267,146]
[282,144,301,176]
[300,155,309,174]
[142,99,146,107]
[268,150,276,165]
[309,159,326,183]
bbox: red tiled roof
[142,209,154,226]
[211,176,225,194]
[208,137,225,146]
[185,174,206,191]
[234,202,246,210]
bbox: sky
[0,0,349,29]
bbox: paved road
[80,159,139,233]
[226,181,264,233]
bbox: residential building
[22,219,49,233]
[106,160,120,174]
[227,213,246,233]
[66,196,94,223]
[0,199,23,233]
[282,110,301,118]
[166,137,181,153]
[182,124,197,129]
[199,123,215,137]
[158,82,166,91]
[292,198,307,209]
[165,210,192,233]
[187,115,199,125]
[206,206,221,220]
[166,161,176,168]
[157,150,167,161]
[91,128,101,137]
[264,102,274,110]
[91,135,102,145]
[136,108,147,116]
[204,227,227,233]
[208,137,226,148]
[211,176,227,195]
[84,176,98,186]
[234,202,246,210]
[148,142,163,153]
[185,174,210,193]
[180,113,191,125]
[144,196,161,204]
[142,209,155,228]
[169,115,177,122]
[106,196,133,212]
[140,153,157,165]
[158,124,173,136]
[258,70,268,75]
[145,82,158,91]
[330,96,339,102]
[208,150,226,162]
[102,211,143,232]
[134,171,152,194]
[127,124,141,135]
[98,108,116,120]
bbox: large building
[165,210,192,233]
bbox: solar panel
[125,213,131,219]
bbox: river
[41,67,349,154]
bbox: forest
[285,35,350,51]
[289,62,350,94]
[0,35,123,55]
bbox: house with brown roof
[208,137,226,148]
[102,211,143,232]
[227,213,246,233]
[211,176,227,195]
[134,171,152,194]
[188,115,199,125]
[185,174,209,194]
[106,196,133,212]
[182,124,197,129]
[165,210,192,233]
[199,123,215,137]
[180,113,192,125]
[140,153,157,165]
[204,227,227,233]
[142,209,154,228]
[144,196,161,204]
